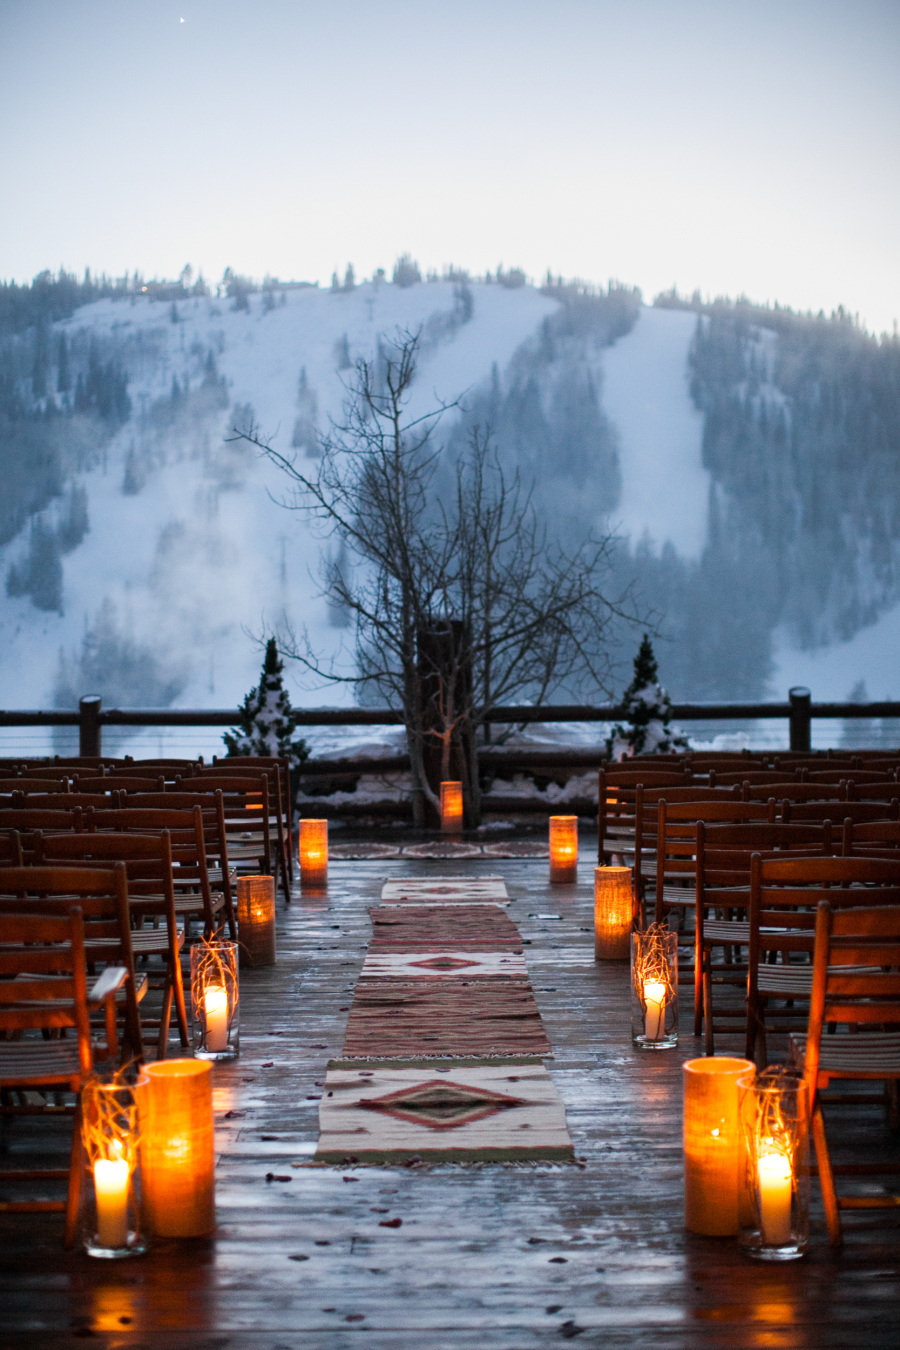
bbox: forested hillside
[0,264,897,720]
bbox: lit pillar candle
[138,1059,216,1238]
[549,815,578,883]
[204,984,228,1051]
[93,1157,129,1248]
[683,1057,755,1235]
[440,781,463,833]
[299,818,328,887]
[594,866,633,959]
[758,1146,793,1245]
[643,979,667,1040]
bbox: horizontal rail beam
[3,702,900,729]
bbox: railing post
[788,687,811,752]
[79,695,102,758]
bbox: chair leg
[812,1100,842,1246]
[703,962,715,1056]
[158,980,174,1058]
[172,953,190,1047]
[694,940,704,1037]
[64,1101,84,1249]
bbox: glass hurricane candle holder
[299,818,328,888]
[594,866,633,959]
[80,1074,147,1259]
[631,924,678,1049]
[190,939,239,1060]
[683,1057,756,1236]
[440,781,464,833]
[549,815,578,883]
[236,874,276,968]
[137,1059,216,1238]
[738,1068,810,1261]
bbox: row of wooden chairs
[0,756,294,901]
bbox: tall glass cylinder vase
[631,924,678,1049]
[80,1075,148,1259]
[191,940,239,1060]
[738,1069,810,1261]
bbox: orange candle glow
[549,815,578,883]
[683,1057,755,1236]
[138,1059,216,1238]
[236,875,276,967]
[440,781,464,833]
[594,866,633,959]
[299,818,328,886]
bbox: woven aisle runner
[316,876,574,1164]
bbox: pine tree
[57,334,71,393]
[606,636,687,759]
[343,263,355,292]
[31,320,49,399]
[223,638,310,765]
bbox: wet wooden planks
[1,859,899,1348]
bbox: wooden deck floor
[2,858,899,1348]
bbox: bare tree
[231,330,638,825]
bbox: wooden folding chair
[694,821,834,1053]
[792,899,900,1244]
[177,774,285,900]
[651,798,776,935]
[0,865,144,1062]
[113,791,236,932]
[31,835,190,1056]
[84,804,234,938]
[0,904,129,1246]
[209,754,293,884]
[746,855,900,1065]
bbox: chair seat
[206,868,237,886]
[129,928,184,956]
[704,919,751,943]
[660,883,695,907]
[790,1031,900,1075]
[171,891,224,914]
[0,1039,83,1085]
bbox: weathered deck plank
[1,859,898,1347]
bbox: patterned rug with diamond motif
[315,875,574,1164]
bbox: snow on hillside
[600,306,708,558]
[0,280,558,746]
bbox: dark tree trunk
[417,623,477,828]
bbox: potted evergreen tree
[224,639,310,774]
[607,636,688,760]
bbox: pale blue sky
[1,0,898,332]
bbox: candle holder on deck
[190,939,239,1060]
[594,866,633,959]
[440,781,464,834]
[299,818,328,889]
[683,1057,755,1236]
[137,1059,216,1238]
[80,1074,147,1259]
[236,875,276,968]
[631,924,678,1049]
[549,815,578,884]
[738,1068,809,1261]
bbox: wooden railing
[1,687,899,757]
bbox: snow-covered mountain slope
[0,280,561,721]
[2,275,893,759]
[600,307,708,558]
